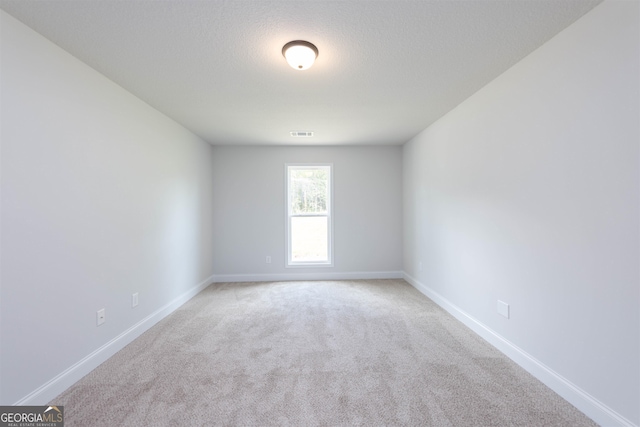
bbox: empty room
[0,0,638,426]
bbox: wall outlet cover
[497,300,510,319]
[97,308,106,326]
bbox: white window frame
[285,163,334,268]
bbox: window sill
[286,262,334,268]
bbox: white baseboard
[403,272,636,427]
[212,270,403,283]
[14,275,215,406]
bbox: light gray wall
[0,11,215,404]
[212,146,403,280]
[403,1,638,425]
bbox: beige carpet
[53,279,597,426]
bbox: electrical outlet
[266,256,272,264]
[132,292,139,308]
[497,300,510,319]
[97,308,105,326]
[418,262,423,271]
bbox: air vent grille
[290,131,314,137]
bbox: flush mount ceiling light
[282,40,318,70]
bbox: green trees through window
[290,168,328,215]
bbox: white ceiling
[0,0,602,146]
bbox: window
[286,164,333,267]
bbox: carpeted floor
[52,279,598,426]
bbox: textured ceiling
[0,0,602,146]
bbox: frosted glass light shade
[282,41,318,70]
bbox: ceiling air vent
[290,131,314,137]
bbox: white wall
[0,11,215,404]
[212,146,403,281]
[403,1,639,426]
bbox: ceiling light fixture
[282,40,318,70]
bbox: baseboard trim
[14,275,215,406]
[403,272,636,427]
[212,270,403,283]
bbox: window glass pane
[290,168,328,215]
[291,216,328,262]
